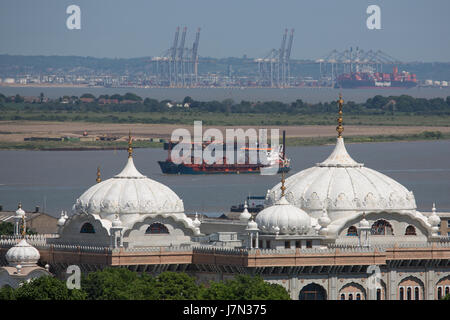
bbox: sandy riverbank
[1,120,450,143]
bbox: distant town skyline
[0,0,449,62]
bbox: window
[356,293,361,300]
[376,289,382,300]
[340,294,345,300]
[414,287,420,300]
[371,220,394,235]
[405,225,416,236]
[446,286,450,295]
[348,293,353,300]
[437,287,442,300]
[259,240,263,248]
[347,226,358,236]
[80,223,95,234]
[447,220,450,228]
[295,241,301,248]
[284,241,291,249]
[407,287,412,300]
[306,240,312,248]
[145,223,169,234]
[266,240,271,248]
[399,287,404,300]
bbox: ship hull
[158,160,290,175]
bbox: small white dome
[246,219,258,231]
[239,201,252,221]
[73,157,184,226]
[193,213,201,228]
[318,208,331,228]
[6,239,40,267]
[57,211,67,227]
[112,214,123,228]
[15,205,25,217]
[256,196,311,235]
[428,204,440,227]
[359,218,370,228]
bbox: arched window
[348,293,353,300]
[414,287,420,300]
[299,283,327,300]
[437,287,442,300]
[371,220,394,235]
[80,222,95,234]
[399,287,404,300]
[347,226,358,236]
[356,293,361,300]
[405,225,416,236]
[376,289,382,300]
[446,286,450,295]
[145,223,169,234]
[340,293,345,300]
[407,287,412,300]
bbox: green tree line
[1,93,450,115]
[0,268,291,300]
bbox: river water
[0,140,449,217]
[1,86,450,103]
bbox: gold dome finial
[21,215,26,238]
[280,170,286,197]
[336,94,344,138]
[96,166,101,183]
[128,130,133,158]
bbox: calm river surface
[0,140,449,217]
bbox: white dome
[266,137,417,221]
[256,196,311,235]
[73,157,184,226]
[246,219,258,231]
[15,205,25,217]
[6,239,40,267]
[239,202,252,221]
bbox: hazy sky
[1,0,449,61]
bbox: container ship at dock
[336,67,417,89]
[158,133,291,175]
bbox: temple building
[0,97,449,300]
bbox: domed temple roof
[73,137,184,227]
[257,196,311,235]
[266,95,417,222]
[6,239,40,267]
[266,137,417,220]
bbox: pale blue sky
[0,0,449,61]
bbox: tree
[81,267,156,300]
[152,272,202,300]
[13,276,86,300]
[80,93,96,99]
[0,222,14,235]
[0,286,15,300]
[0,222,37,236]
[201,275,290,300]
[442,293,450,300]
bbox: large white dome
[256,196,311,235]
[266,137,417,221]
[73,157,184,226]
